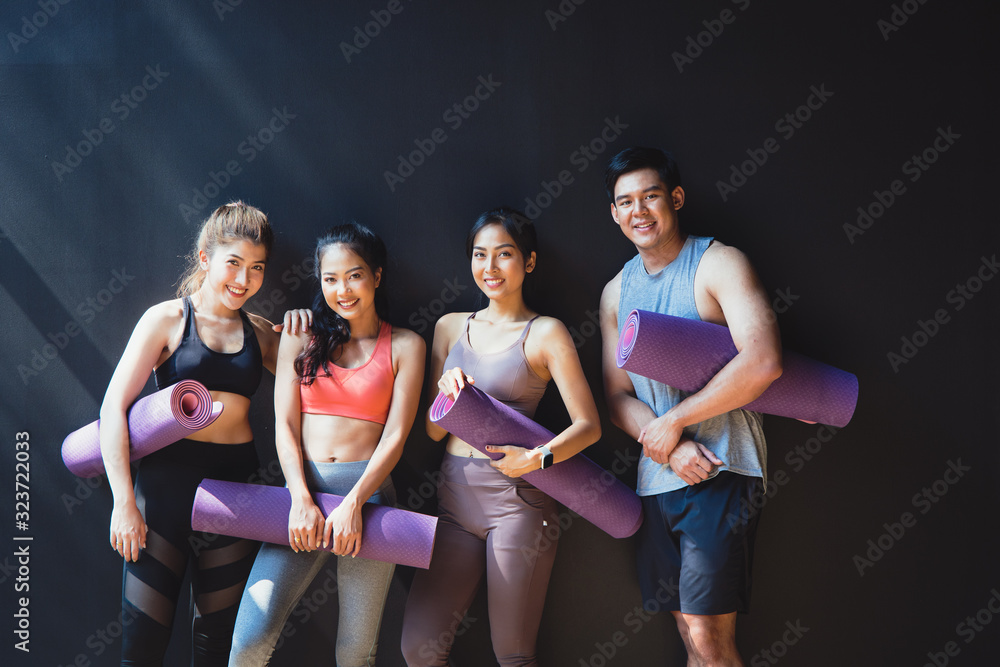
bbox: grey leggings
[401,454,559,667]
[229,460,396,667]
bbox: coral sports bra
[299,321,394,424]
[154,296,263,398]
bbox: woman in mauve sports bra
[401,207,602,667]
[229,222,425,666]
[99,202,285,666]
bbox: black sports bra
[154,296,263,398]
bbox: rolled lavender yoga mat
[616,309,858,427]
[429,385,643,539]
[191,479,438,569]
[62,380,224,478]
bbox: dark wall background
[2,1,998,665]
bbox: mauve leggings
[401,454,559,667]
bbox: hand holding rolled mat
[191,479,438,569]
[61,380,224,478]
[616,309,859,427]
[429,385,643,539]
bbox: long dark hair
[294,222,389,384]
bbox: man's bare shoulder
[601,269,624,309]
[698,240,758,286]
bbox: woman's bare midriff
[186,391,254,444]
[300,413,382,462]
[445,435,490,459]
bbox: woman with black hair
[229,222,425,666]
[401,207,601,667]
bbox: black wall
[2,1,998,665]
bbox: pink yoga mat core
[61,380,224,478]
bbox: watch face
[542,451,554,469]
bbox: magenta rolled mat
[616,309,859,427]
[191,479,438,569]
[429,386,643,539]
[61,380,224,478]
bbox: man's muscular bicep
[695,243,781,355]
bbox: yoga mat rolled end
[617,309,859,427]
[624,508,644,538]
[61,380,225,478]
[429,392,454,423]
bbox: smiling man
[599,147,783,666]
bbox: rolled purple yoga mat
[62,380,224,478]
[191,479,438,569]
[616,309,859,427]
[429,386,643,539]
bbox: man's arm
[600,271,657,439]
[639,243,783,464]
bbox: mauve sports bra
[154,296,263,398]
[443,313,548,418]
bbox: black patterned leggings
[120,439,259,667]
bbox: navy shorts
[635,471,762,616]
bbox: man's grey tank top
[617,235,766,495]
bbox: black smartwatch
[538,445,554,470]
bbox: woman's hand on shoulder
[277,309,313,335]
